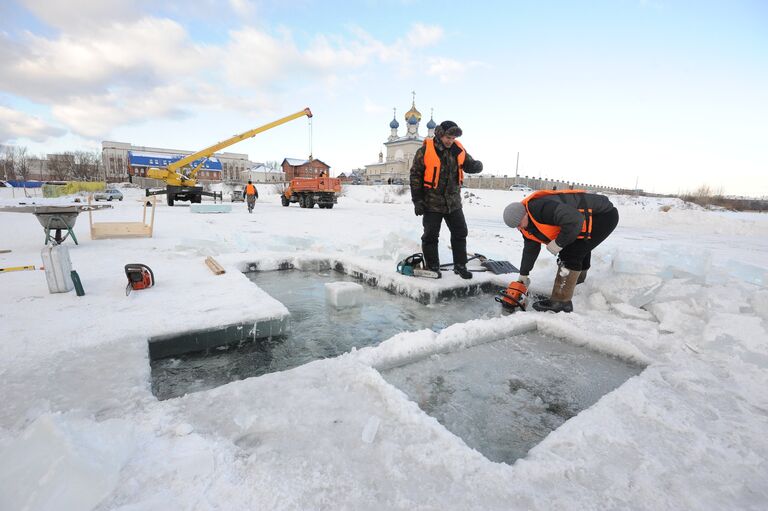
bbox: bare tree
[0,145,14,181]
[71,151,101,181]
[14,146,30,182]
[47,153,75,181]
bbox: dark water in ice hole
[382,333,643,464]
[151,269,643,464]
[151,269,505,399]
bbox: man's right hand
[518,275,530,287]
[414,201,425,216]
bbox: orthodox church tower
[364,93,433,184]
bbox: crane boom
[167,107,312,174]
[146,108,313,189]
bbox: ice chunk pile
[325,281,363,308]
[0,414,133,511]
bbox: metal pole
[515,152,519,181]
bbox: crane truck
[145,108,313,206]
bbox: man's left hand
[546,240,562,255]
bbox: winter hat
[434,120,462,138]
[503,202,526,228]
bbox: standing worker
[503,190,619,312]
[410,120,483,279]
[243,180,259,213]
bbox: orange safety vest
[422,138,466,189]
[245,184,256,196]
[520,190,593,243]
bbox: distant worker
[503,190,618,312]
[319,170,327,177]
[410,120,483,279]
[243,180,259,213]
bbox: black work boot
[532,266,581,313]
[453,264,473,280]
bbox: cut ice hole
[150,269,507,400]
[381,331,644,464]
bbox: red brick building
[281,158,331,180]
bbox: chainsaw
[396,253,441,279]
[495,280,528,311]
[125,264,155,295]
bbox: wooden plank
[204,256,226,275]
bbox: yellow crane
[145,108,313,206]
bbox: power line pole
[515,152,519,183]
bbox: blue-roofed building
[127,151,222,181]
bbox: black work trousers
[421,209,468,269]
[559,207,619,271]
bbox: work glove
[414,201,425,216]
[468,160,483,173]
[546,240,562,255]
[518,275,530,287]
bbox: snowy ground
[1,184,767,510]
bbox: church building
[364,95,436,183]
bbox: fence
[463,175,634,194]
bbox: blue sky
[1,0,766,196]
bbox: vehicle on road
[509,184,533,193]
[231,188,244,202]
[94,188,124,201]
[282,176,341,209]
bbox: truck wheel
[307,197,315,208]
[281,195,290,207]
[299,195,307,208]
[327,203,334,209]
[167,195,174,207]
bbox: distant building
[365,95,435,184]
[126,150,222,181]
[101,141,250,183]
[281,158,331,180]
[241,163,286,183]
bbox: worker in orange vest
[243,180,259,213]
[503,190,619,312]
[410,120,483,279]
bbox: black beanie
[434,120,462,138]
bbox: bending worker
[243,180,258,213]
[410,120,483,279]
[503,189,618,312]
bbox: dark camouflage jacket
[410,138,482,214]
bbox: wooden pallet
[88,195,156,239]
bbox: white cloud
[20,0,145,31]
[0,14,455,142]
[426,57,486,83]
[229,0,256,17]
[406,23,444,47]
[1,17,210,102]
[0,105,66,142]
